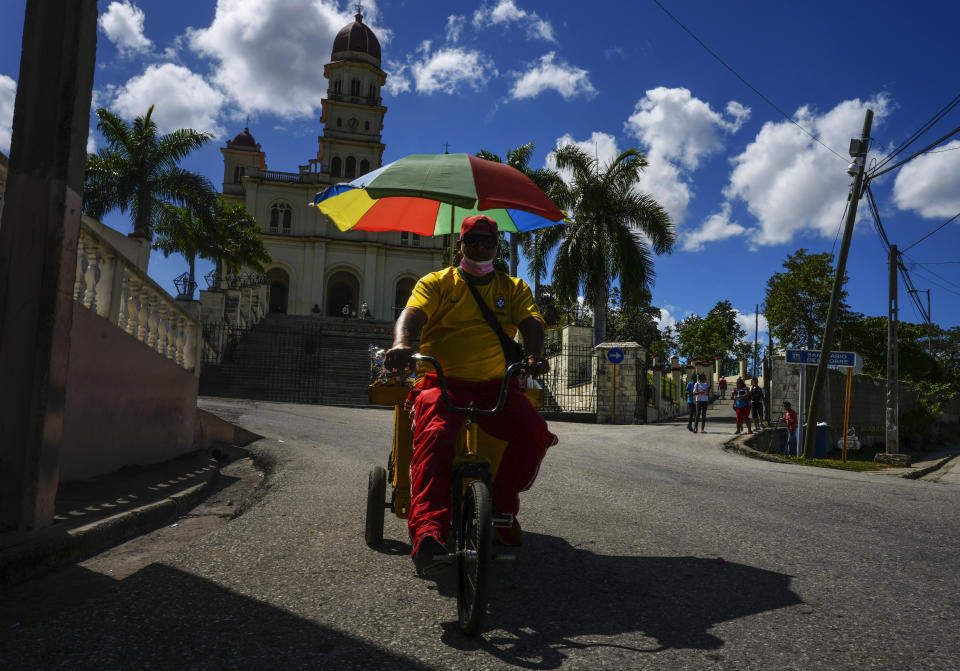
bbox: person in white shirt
[693,373,710,433]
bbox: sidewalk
[0,448,230,586]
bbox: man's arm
[384,307,427,372]
[518,316,549,376]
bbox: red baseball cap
[460,214,498,237]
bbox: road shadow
[438,533,802,668]
[0,563,433,670]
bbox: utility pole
[753,304,759,377]
[802,109,873,459]
[0,0,97,530]
[887,245,899,454]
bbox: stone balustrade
[72,217,203,375]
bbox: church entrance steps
[199,315,395,406]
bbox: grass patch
[778,446,899,472]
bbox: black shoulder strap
[463,274,519,357]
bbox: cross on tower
[443,141,451,154]
[355,2,363,16]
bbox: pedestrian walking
[749,377,766,431]
[685,374,697,432]
[718,376,727,399]
[694,373,710,433]
[733,378,751,434]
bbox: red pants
[736,405,751,423]
[408,375,555,550]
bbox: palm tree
[153,200,271,300]
[153,203,211,300]
[83,106,215,239]
[540,146,676,346]
[476,143,562,280]
[208,200,271,278]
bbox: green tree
[676,300,747,367]
[763,249,848,350]
[476,143,562,282]
[83,106,215,239]
[607,287,661,348]
[537,146,675,346]
[837,313,940,382]
[153,200,271,299]
[207,200,272,277]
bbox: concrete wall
[60,304,199,482]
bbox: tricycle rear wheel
[457,479,492,635]
[365,466,387,547]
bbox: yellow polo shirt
[406,267,544,382]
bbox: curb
[900,454,959,480]
[723,436,791,464]
[0,458,219,586]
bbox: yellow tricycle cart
[364,353,541,635]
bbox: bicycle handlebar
[411,353,526,418]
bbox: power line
[902,211,960,252]
[871,92,960,173]
[649,0,847,162]
[869,124,960,179]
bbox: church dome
[231,127,257,148]
[331,12,381,65]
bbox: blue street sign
[785,349,858,368]
[607,347,625,364]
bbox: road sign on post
[607,348,624,423]
[785,349,860,369]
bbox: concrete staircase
[200,314,395,406]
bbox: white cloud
[0,75,14,154]
[405,41,496,95]
[682,203,746,251]
[446,15,466,43]
[724,94,891,246]
[544,131,620,181]
[623,87,750,225]
[510,52,595,101]
[626,87,749,170]
[473,1,556,42]
[892,140,960,219]
[99,1,153,55]
[187,0,387,118]
[656,307,679,330]
[383,62,411,95]
[735,310,768,337]
[110,63,226,137]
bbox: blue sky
[3,0,960,341]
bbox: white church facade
[219,11,446,321]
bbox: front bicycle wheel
[365,466,387,547]
[457,479,492,636]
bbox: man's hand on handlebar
[525,353,549,378]
[384,345,415,373]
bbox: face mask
[459,256,494,277]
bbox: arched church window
[364,120,370,130]
[368,84,376,101]
[350,78,361,96]
[337,117,342,127]
[333,78,342,94]
[331,157,342,177]
[345,156,356,179]
[270,202,292,235]
[233,165,245,183]
[359,159,370,175]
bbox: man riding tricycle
[364,214,557,635]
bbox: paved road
[3,399,959,670]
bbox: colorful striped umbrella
[313,153,567,236]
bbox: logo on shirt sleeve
[495,295,506,309]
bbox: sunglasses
[461,234,498,249]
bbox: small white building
[219,11,446,321]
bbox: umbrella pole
[449,206,456,267]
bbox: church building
[219,11,446,320]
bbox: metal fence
[199,321,389,405]
[538,343,596,420]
